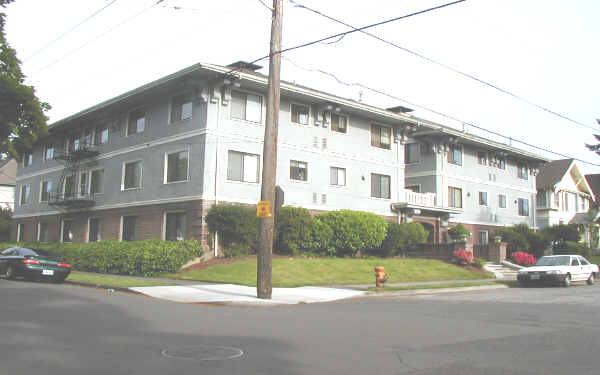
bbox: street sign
[256,200,272,218]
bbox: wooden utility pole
[257,0,282,299]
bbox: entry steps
[484,262,520,280]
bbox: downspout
[213,90,221,257]
[396,130,402,224]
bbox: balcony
[54,144,100,161]
[49,192,95,209]
[399,189,436,208]
[392,189,461,218]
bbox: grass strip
[364,280,508,292]
[67,272,176,288]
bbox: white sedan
[517,255,599,287]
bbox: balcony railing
[54,144,100,161]
[399,189,437,208]
[49,192,95,208]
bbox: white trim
[226,149,261,184]
[290,101,311,126]
[162,210,187,241]
[120,215,137,242]
[369,122,393,151]
[126,105,146,137]
[39,180,51,203]
[17,223,24,242]
[168,90,194,125]
[163,148,190,184]
[289,159,309,183]
[405,170,537,194]
[119,216,123,241]
[89,168,105,195]
[87,217,102,243]
[19,184,30,206]
[329,166,347,187]
[478,191,488,207]
[447,144,464,167]
[230,89,265,125]
[121,159,143,191]
[330,112,349,135]
[60,219,73,243]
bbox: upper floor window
[44,144,54,161]
[331,113,347,133]
[231,91,262,123]
[370,124,391,150]
[40,180,52,202]
[518,163,528,180]
[63,175,75,198]
[479,191,488,206]
[447,145,462,166]
[290,160,308,181]
[22,153,33,167]
[90,169,104,194]
[127,108,145,135]
[170,92,193,123]
[405,143,420,164]
[165,150,189,183]
[94,125,108,145]
[448,186,462,208]
[499,194,507,208]
[20,185,30,205]
[291,103,309,125]
[330,166,346,186]
[496,157,506,170]
[477,151,487,165]
[371,173,391,199]
[122,161,142,190]
[518,198,530,216]
[227,150,259,183]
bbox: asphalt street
[2,279,600,375]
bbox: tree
[586,119,600,155]
[0,0,50,159]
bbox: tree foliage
[379,222,428,257]
[0,0,50,158]
[586,119,600,155]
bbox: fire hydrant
[374,266,388,288]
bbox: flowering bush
[452,249,473,265]
[511,251,537,266]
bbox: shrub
[452,249,473,265]
[205,204,259,250]
[511,251,536,266]
[274,206,314,255]
[472,257,485,269]
[317,210,387,257]
[379,222,428,257]
[448,223,470,240]
[554,241,591,259]
[223,243,255,258]
[305,218,334,255]
[495,227,529,256]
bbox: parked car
[517,255,599,287]
[0,247,71,283]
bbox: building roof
[0,159,16,186]
[536,159,574,190]
[585,174,600,202]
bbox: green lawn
[590,256,600,265]
[67,272,176,288]
[166,257,493,287]
[364,280,503,292]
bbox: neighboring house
[585,173,600,249]
[0,159,16,211]
[401,125,547,246]
[536,159,596,247]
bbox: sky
[3,0,600,172]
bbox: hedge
[205,204,259,250]
[0,239,202,277]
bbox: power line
[287,0,598,132]
[24,0,120,62]
[256,0,273,12]
[282,56,600,167]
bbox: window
[94,125,108,145]
[88,218,101,242]
[448,186,462,208]
[40,180,52,202]
[497,157,506,170]
[371,173,391,199]
[477,151,487,165]
[64,175,75,198]
[478,231,488,245]
[290,160,308,181]
[90,169,104,194]
[79,172,88,196]
[82,128,93,147]
[62,220,73,243]
[22,153,33,167]
[38,222,48,242]
[561,192,569,211]
[291,103,309,125]
[554,192,560,208]
[447,145,462,166]
[405,143,420,164]
[330,167,346,186]
[499,194,507,208]
[406,185,420,193]
[123,161,142,190]
[165,151,189,183]
[69,134,81,152]
[170,92,193,123]
[121,216,137,241]
[371,124,391,150]
[20,185,30,205]
[331,113,347,133]
[518,163,528,180]
[127,108,145,135]
[17,223,24,242]
[581,197,587,211]
[518,198,529,216]
[479,191,488,206]
[231,91,262,123]
[227,151,259,183]
[44,144,55,161]
[165,212,186,241]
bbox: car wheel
[587,273,595,285]
[563,274,571,287]
[5,265,15,280]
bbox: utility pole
[257,0,282,299]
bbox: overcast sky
[4,0,600,172]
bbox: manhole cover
[161,345,244,361]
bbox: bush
[495,227,529,256]
[452,249,473,265]
[555,241,591,259]
[205,204,259,250]
[511,251,536,266]
[305,218,334,255]
[317,210,387,257]
[222,243,255,258]
[472,257,485,269]
[274,206,314,255]
[379,222,428,257]
[448,223,470,240]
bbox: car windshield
[19,248,40,257]
[535,256,570,266]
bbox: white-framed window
[40,180,52,202]
[479,191,488,206]
[94,124,109,145]
[227,150,259,183]
[127,107,146,135]
[447,144,462,166]
[497,157,506,170]
[61,219,73,243]
[17,223,25,242]
[330,166,346,186]
[517,163,528,180]
[290,160,308,181]
[371,173,391,199]
[38,222,48,242]
[121,216,137,241]
[518,198,530,216]
[499,194,507,208]
[370,124,391,150]
[231,90,262,123]
[405,143,420,164]
[331,113,347,133]
[79,172,88,196]
[88,218,101,242]
[291,103,309,125]
[63,175,75,198]
[44,143,55,161]
[448,186,462,208]
[20,185,30,205]
[477,151,487,165]
[164,212,187,241]
[164,150,189,183]
[478,231,489,245]
[170,92,193,123]
[122,160,142,190]
[22,152,33,167]
[90,169,104,194]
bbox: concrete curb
[483,264,504,279]
[65,280,144,295]
[367,284,509,297]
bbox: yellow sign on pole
[256,200,272,218]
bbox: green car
[0,246,71,283]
